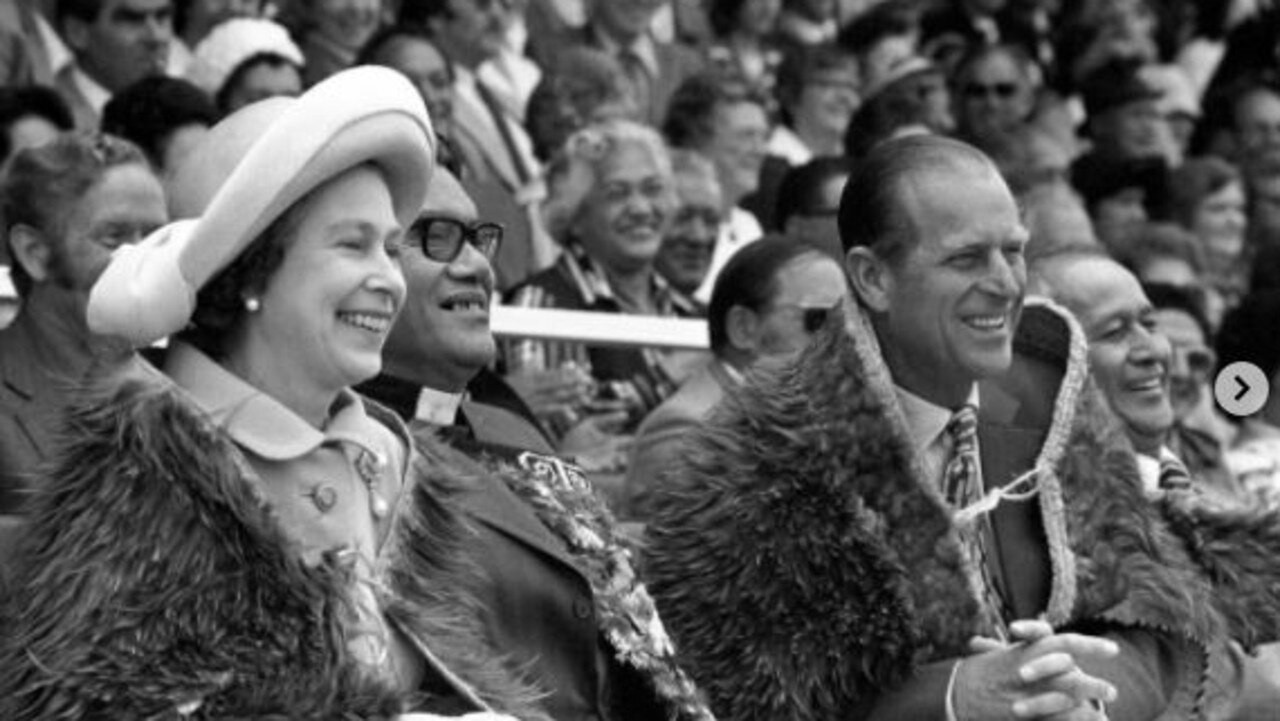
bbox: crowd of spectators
[4,0,1280,717]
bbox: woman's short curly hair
[541,117,674,244]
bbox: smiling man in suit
[359,166,712,721]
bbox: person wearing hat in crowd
[359,165,715,721]
[640,134,1280,720]
[186,16,304,116]
[843,49,953,158]
[0,67,542,719]
[1073,59,1176,176]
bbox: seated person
[503,118,699,444]
[1,68,536,718]
[360,166,713,721]
[653,149,722,310]
[626,236,846,520]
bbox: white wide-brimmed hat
[88,65,436,346]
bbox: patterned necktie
[1158,453,1193,491]
[943,405,1010,637]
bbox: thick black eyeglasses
[409,216,504,262]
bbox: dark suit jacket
[864,347,1193,720]
[624,358,733,520]
[562,23,704,129]
[358,374,672,720]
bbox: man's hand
[955,619,1119,720]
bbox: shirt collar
[414,386,464,426]
[895,384,980,453]
[561,244,695,316]
[165,342,388,462]
[70,65,111,117]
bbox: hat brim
[89,66,435,346]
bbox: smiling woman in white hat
[0,66,546,720]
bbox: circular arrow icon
[1214,361,1270,417]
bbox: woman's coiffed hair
[541,118,675,244]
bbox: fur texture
[643,298,1280,720]
[0,369,549,720]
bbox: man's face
[1235,88,1280,163]
[592,0,665,41]
[1095,99,1166,159]
[50,163,167,292]
[382,169,496,391]
[704,100,769,205]
[1057,256,1173,443]
[868,162,1028,404]
[66,0,172,93]
[792,62,860,140]
[655,169,721,296]
[435,0,513,67]
[1152,306,1212,422]
[958,52,1033,140]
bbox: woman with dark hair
[0,67,540,720]
[0,85,74,165]
[187,17,305,115]
[1168,156,1250,312]
[101,75,218,174]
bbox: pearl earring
[244,297,261,313]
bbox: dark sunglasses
[964,82,1019,99]
[772,303,834,333]
[409,216,503,262]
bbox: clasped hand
[956,619,1117,721]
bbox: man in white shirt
[54,0,172,128]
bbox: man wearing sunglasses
[360,167,709,721]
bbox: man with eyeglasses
[0,133,166,516]
[360,167,711,721]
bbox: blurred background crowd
[5,0,1280,517]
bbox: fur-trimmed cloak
[642,298,1280,720]
[0,364,550,720]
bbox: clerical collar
[414,386,464,426]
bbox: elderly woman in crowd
[188,17,305,116]
[0,67,539,720]
[503,118,698,447]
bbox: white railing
[490,306,710,350]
